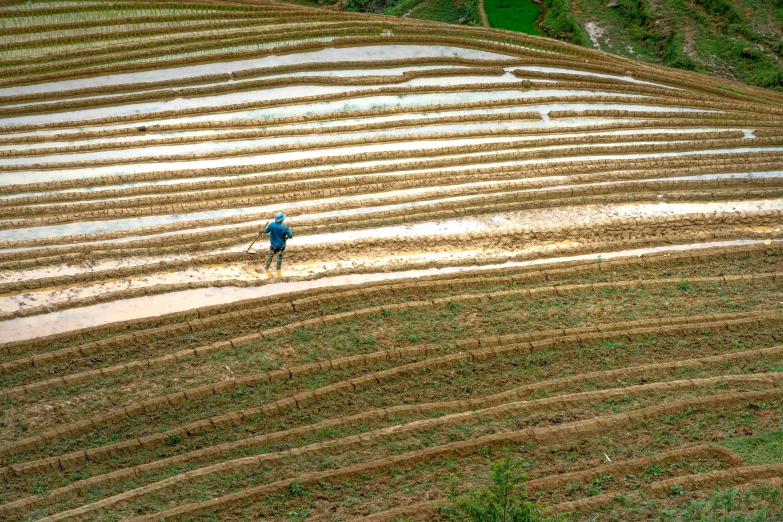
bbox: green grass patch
[653,484,783,521]
[485,0,542,35]
[723,429,783,465]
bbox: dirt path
[479,0,490,27]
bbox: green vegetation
[661,485,783,521]
[693,0,745,25]
[383,0,426,15]
[346,0,479,22]
[539,0,590,46]
[576,0,783,90]
[440,450,561,521]
[345,0,400,13]
[408,0,478,24]
[464,0,482,25]
[484,0,542,35]
[82,399,783,519]
[723,429,783,465]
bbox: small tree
[440,450,561,522]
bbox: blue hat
[274,212,286,223]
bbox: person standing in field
[263,212,293,271]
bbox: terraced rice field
[2,0,783,520]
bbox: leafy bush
[440,450,563,521]
[447,298,463,312]
[752,68,783,90]
[726,40,783,91]
[603,0,696,72]
[289,479,306,497]
[727,22,758,41]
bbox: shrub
[440,450,562,521]
[753,68,782,90]
[289,479,306,497]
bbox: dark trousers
[266,246,285,269]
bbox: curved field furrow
[0,318,780,510]
[350,444,753,520]
[0,57,525,106]
[0,73,735,119]
[1,283,777,458]
[4,335,777,482]
[1,240,774,350]
[4,375,778,519]
[0,272,775,395]
[0,92,757,135]
[3,3,783,520]
[99,389,783,522]
[2,208,781,295]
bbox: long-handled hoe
[245,223,269,254]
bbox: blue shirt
[263,221,293,249]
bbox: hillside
[305,0,783,91]
[1,0,783,520]
[574,0,783,90]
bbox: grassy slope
[576,0,783,90]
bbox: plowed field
[1,0,783,520]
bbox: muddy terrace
[1,0,783,520]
